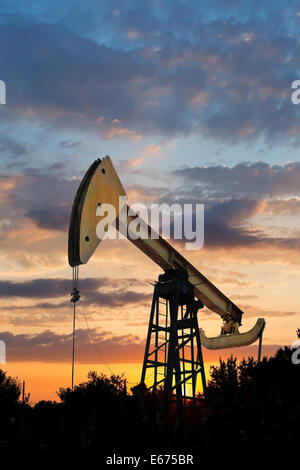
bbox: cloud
[236,304,298,318]
[162,193,300,252]
[169,162,300,251]
[0,135,27,160]
[0,2,298,366]
[104,122,143,140]
[26,205,71,231]
[59,139,82,148]
[0,277,150,305]
[0,327,282,364]
[3,160,299,266]
[0,328,145,363]
[263,198,300,216]
[0,7,300,143]
[0,277,98,298]
[205,209,300,251]
[0,169,78,243]
[174,162,300,198]
[0,277,152,328]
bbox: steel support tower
[141,269,207,406]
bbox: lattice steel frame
[141,272,207,406]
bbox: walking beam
[68,156,243,323]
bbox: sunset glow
[0,1,299,404]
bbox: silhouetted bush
[58,371,125,407]
[0,369,21,404]
[0,348,298,458]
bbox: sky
[0,0,300,402]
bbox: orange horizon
[2,342,281,403]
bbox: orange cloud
[104,123,142,140]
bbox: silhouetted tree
[207,347,300,404]
[55,371,127,448]
[0,369,21,404]
[207,356,239,403]
[0,349,298,455]
[57,371,125,406]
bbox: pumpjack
[68,156,265,405]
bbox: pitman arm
[68,156,243,324]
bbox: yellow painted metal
[199,318,266,349]
[69,156,243,323]
[78,156,126,265]
[119,215,243,321]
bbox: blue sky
[0,1,300,399]
[1,0,300,177]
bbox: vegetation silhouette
[0,369,21,404]
[0,347,299,460]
